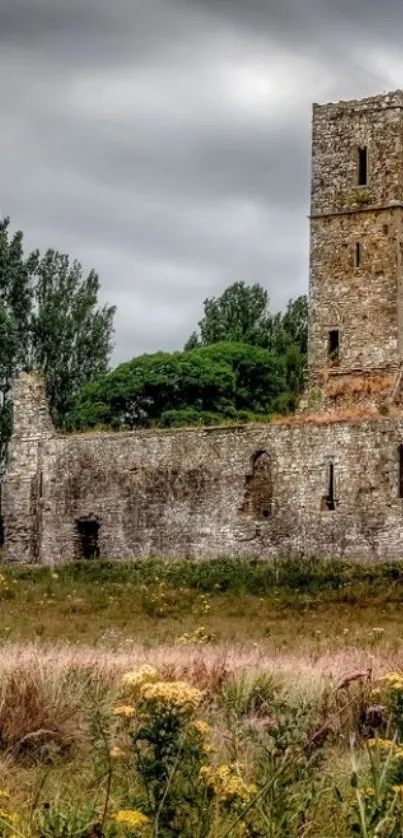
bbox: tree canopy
[185,281,307,406]
[0,218,307,447]
[0,217,115,466]
[67,342,287,431]
[185,281,307,355]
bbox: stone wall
[4,373,403,565]
[6,91,403,565]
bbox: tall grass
[9,556,403,594]
[0,643,398,835]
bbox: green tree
[0,217,115,461]
[185,282,308,407]
[270,296,308,356]
[67,342,285,431]
[31,249,115,426]
[185,281,272,349]
[185,281,307,355]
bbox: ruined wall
[4,374,403,564]
[6,92,403,565]
[308,91,403,387]
[2,374,53,563]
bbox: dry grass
[325,373,393,399]
[0,640,398,818]
[0,560,402,825]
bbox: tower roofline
[313,89,403,112]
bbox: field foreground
[1,558,403,836]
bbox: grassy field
[2,557,403,650]
[2,558,403,835]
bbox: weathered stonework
[4,372,403,564]
[307,90,403,411]
[5,90,403,564]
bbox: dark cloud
[0,0,401,361]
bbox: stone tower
[306,90,403,412]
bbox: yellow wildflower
[114,810,150,829]
[361,787,375,797]
[121,666,159,697]
[367,738,394,751]
[191,720,211,737]
[379,672,403,688]
[113,704,136,718]
[140,681,203,714]
[200,764,257,802]
[0,810,20,825]
[109,746,126,758]
[392,785,403,794]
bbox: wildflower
[361,787,375,798]
[367,738,394,751]
[392,785,403,794]
[51,573,59,580]
[200,764,257,802]
[0,808,20,824]
[371,628,385,634]
[365,705,384,728]
[113,704,136,718]
[110,746,126,758]
[379,672,403,687]
[121,666,159,697]
[140,681,203,715]
[191,720,211,737]
[114,810,150,829]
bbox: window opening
[355,242,361,268]
[357,146,368,186]
[328,329,340,362]
[324,463,336,511]
[75,519,100,560]
[241,450,273,520]
[399,446,403,499]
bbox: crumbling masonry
[6,90,403,564]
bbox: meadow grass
[2,557,403,650]
[1,558,403,834]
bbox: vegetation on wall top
[67,283,308,432]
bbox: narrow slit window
[328,329,340,362]
[326,463,336,511]
[357,146,368,186]
[355,242,361,268]
[399,446,403,499]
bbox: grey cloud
[0,0,401,361]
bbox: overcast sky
[1,0,402,362]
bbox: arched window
[241,451,273,519]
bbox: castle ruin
[5,90,403,564]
